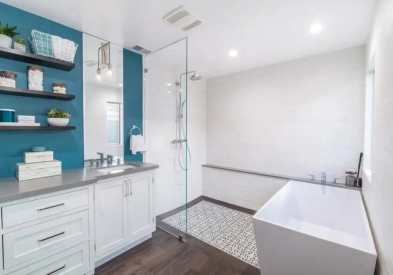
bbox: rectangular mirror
[83,34,124,163]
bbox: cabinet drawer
[4,211,89,270]
[2,189,89,228]
[9,242,89,275]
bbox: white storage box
[16,160,61,181]
[24,151,53,163]
[17,115,35,122]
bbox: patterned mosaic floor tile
[162,200,259,268]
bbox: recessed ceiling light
[167,83,172,86]
[229,49,238,57]
[118,84,123,87]
[310,23,322,34]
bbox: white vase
[13,42,26,52]
[47,118,69,127]
[0,34,12,48]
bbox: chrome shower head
[189,73,202,81]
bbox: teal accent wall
[0,3,84,178]
[123,50,144,161]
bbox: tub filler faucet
[321,172,326,184]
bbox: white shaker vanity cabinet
[94,170,156,263]
[0,164,158,274]
[0,185,95,275]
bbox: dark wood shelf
[0,46,75,71]
[0,126,75,131]
[0,86,75,101]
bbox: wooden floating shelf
[0,126,75,131]
[0,86,75,101]
[0,46,75,71]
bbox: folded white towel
[130,135,146,155]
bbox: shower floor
[161,199,259,268]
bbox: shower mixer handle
[172,139,187,144]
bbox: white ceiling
[3,0,375,78]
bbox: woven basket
[51,35,78,63]
[28,30,78,63]
[28,30,55,58]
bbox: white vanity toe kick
[3,211,89,269]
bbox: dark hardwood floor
[95,197,260,275]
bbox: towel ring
[129,125,141,135]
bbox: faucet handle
[97,152,104,156]
[107,154,114,164]
[308,174,315,181]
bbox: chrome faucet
[107,154,114,164]
[308,174,315,181]
[97,152,105,164]
[321,172,326,184]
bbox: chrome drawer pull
[38,231,65,242]
[37,203,65,211]
[46,264,66,275]
[128,179,132,195]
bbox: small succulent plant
[48,108,71,118]
[15,37,25,45]
[0,22,19,38]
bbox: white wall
[145,42,206,216]
[203,46,365,210]
[363,1,393,274]
[206,46,365,183]
[84,83,123,160]
[203,167,288,210]
[187,79,207,204]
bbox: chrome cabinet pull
[128,179,132,195]
[46,264,66,275]
[124,180,128,197]
[37,203,65,211]
[38,231,65,242]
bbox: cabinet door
[127,174,154,240]
[95,177,128,257]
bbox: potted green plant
[0,22,19,48]
[47,108,71,127]
[13,37,25,52]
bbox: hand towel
[130,135,146,155]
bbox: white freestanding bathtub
[252,181,377,275]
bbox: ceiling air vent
[84,60,97,67]
[163,6,202,32]
[182,20,202,31]
[131,44,152,55]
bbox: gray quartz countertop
[0,162,159,203]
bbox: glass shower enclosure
[144,38,189,240]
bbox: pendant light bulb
[107,63,113,77]
[96,68,102,82]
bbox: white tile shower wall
[206,46,365,183]
[202,167,288,211]
[145,56,206,216]
[84,83,123,159]
[363,1,393,274]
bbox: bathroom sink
[97,164,136,174]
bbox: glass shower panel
[144,38,188,240]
